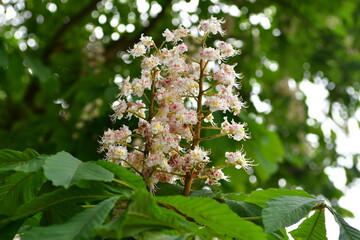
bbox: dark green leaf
[0,171,45,216]
[22,197,118,240]
[290,209,326,240]
[225,199,262,221]
[156,195,267,240]
[0,149,41,172]
[155,182,184,196]
[43,152,114,188]
[262,196,323,233]
[0,149,36,172]
[0,219,25,240]
[0,182,119,226]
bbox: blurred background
[0,0,359,231]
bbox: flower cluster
[99,17,255,194]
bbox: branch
[104,1,172,62]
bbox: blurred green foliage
[1,0,359,215]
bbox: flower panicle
[99,17,255,190]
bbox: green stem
[200,126,220,130]
[81,204,96,208]
[242,216,262,221]
[199,133,227,142]
[113,178,134,189]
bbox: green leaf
[0,219,25,240]
[1,182,119,226]
[97,190,202,238]
[156,195,267,240]
[155,182,184,196]
[262,196,323,233]
[245,188,315,208]
[0,171,45,216]
[136,231,197,240]
[43,152,114,188]
[224,199,262,223]
[328,207,360,240]
[222,192,247,201]
[40,202,84,226]
[0,149,38,172]
[13,157,45,172]
[22,197,118,240]
[290,209,326,240]
[94,160,146,190]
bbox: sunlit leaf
[290,209,326,240]
[245,188,315,208]
[156,195,267,240]
[328,207,360,240]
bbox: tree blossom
[99,17,254,192]
[225,150,256,171]
[199,16,225,35]
[128,43,147,57]
[221,117,249,141]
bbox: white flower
[140,34,154,47]
[189,146,210,163]
[205,96,228,112]
[116,76,132,97]
[217,41,239,58]
[225,150,256,171]
[128,43,147,57]
[163,28,175,42]
[141,55,160,70]
[199,16,225,35]
[110,99,127,121]
[200,47,221,61]
[221,117,249,141]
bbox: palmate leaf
[262,196,323,233]
[22,197,118,240]
[97,190,203,239]
[94,160,146,190]
[0,182,120,226]
[43,152,114,188]
[0,171,45,216]
[327,207,360,240]
[290,209,326,240]
[245,188,315,208]
[156,195,267,240]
